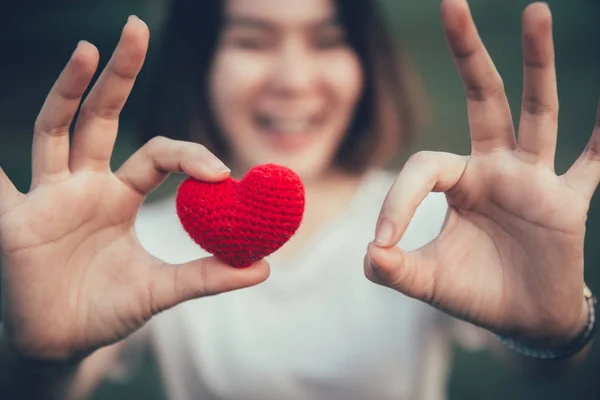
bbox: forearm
[488,291,595,380]
[0,324,123,400]
[487,332,592,381]
[0,324,80,400]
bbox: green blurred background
[1,0,599,399]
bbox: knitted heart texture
[176,163,305,268]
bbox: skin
[366,1,599,348]
[0,0,598,398]
[0,18,270,362]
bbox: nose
[269,39,316,96]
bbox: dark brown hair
[141,0,423,173]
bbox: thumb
[148,257,270,314]
[365,241,440,304]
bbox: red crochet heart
[176,164,305,268]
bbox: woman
[0,0,597,399]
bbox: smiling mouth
[255,115,317,135]
[252,108,331,152]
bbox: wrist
[564,292,593,344]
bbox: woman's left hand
[366,0,599,347]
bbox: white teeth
[265,118,310,133]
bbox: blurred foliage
[0,0,599,399]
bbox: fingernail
[74,40,87,50]
[375,219,394,247]
[368,257,378,272]
[209,159,231,174]
[72,40,87,58]
[128,15,140,22]
[367,257,386,283]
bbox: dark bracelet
[496,284,596,360]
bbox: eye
[225,32,274,51]
[314,26,348,50]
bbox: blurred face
[208,0,364,180]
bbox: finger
[70,16,149,171]
[365,242,439,304]
[115,136,231,197]
[0,167,21,215]
[374,151,465,247]
[564,100,600,199]
[517,3,559,166]
[31,41,99,188]
[149,257,270,313]
[441,0,516,152]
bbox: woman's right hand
[0,16,270,363]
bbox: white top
[122,169,486,400]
